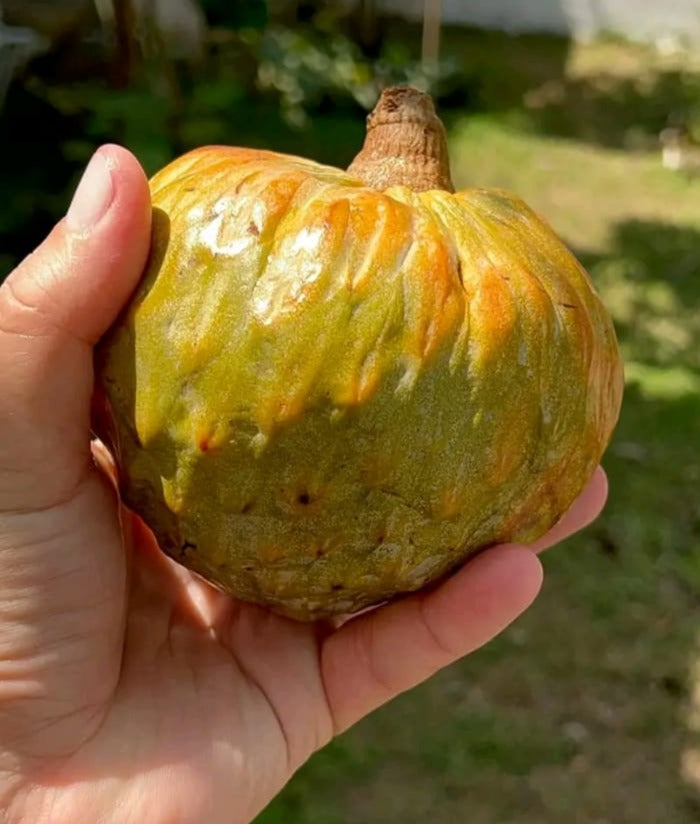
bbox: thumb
[0,145,151,511]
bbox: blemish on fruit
[181,540,197,557]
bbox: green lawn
[254,38,700,824]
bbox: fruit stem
[347,85,454,193]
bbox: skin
[0,145,609,824]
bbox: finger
[321,545,543,733]
[530,465,609,554]
[0,145,151,511]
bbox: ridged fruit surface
[95,141,623,620]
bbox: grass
[253,35,700,824]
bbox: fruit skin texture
[95,144,624,621]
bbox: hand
[0,146,609,824]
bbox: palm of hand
[2,461,330,824]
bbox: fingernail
[66,149,115,234]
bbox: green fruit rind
[96,146,623,620]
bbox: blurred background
[1,1,699,821]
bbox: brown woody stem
[347,86,454,193]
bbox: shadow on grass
[583,217,699,820]
[517,68,699,149]
[581,218,700,374]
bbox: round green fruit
[94,87,624,620]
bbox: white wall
[376,0,700,45]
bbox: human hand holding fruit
[0,89,619,824]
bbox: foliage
[198,0,268,29]
[252,22,464,126]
